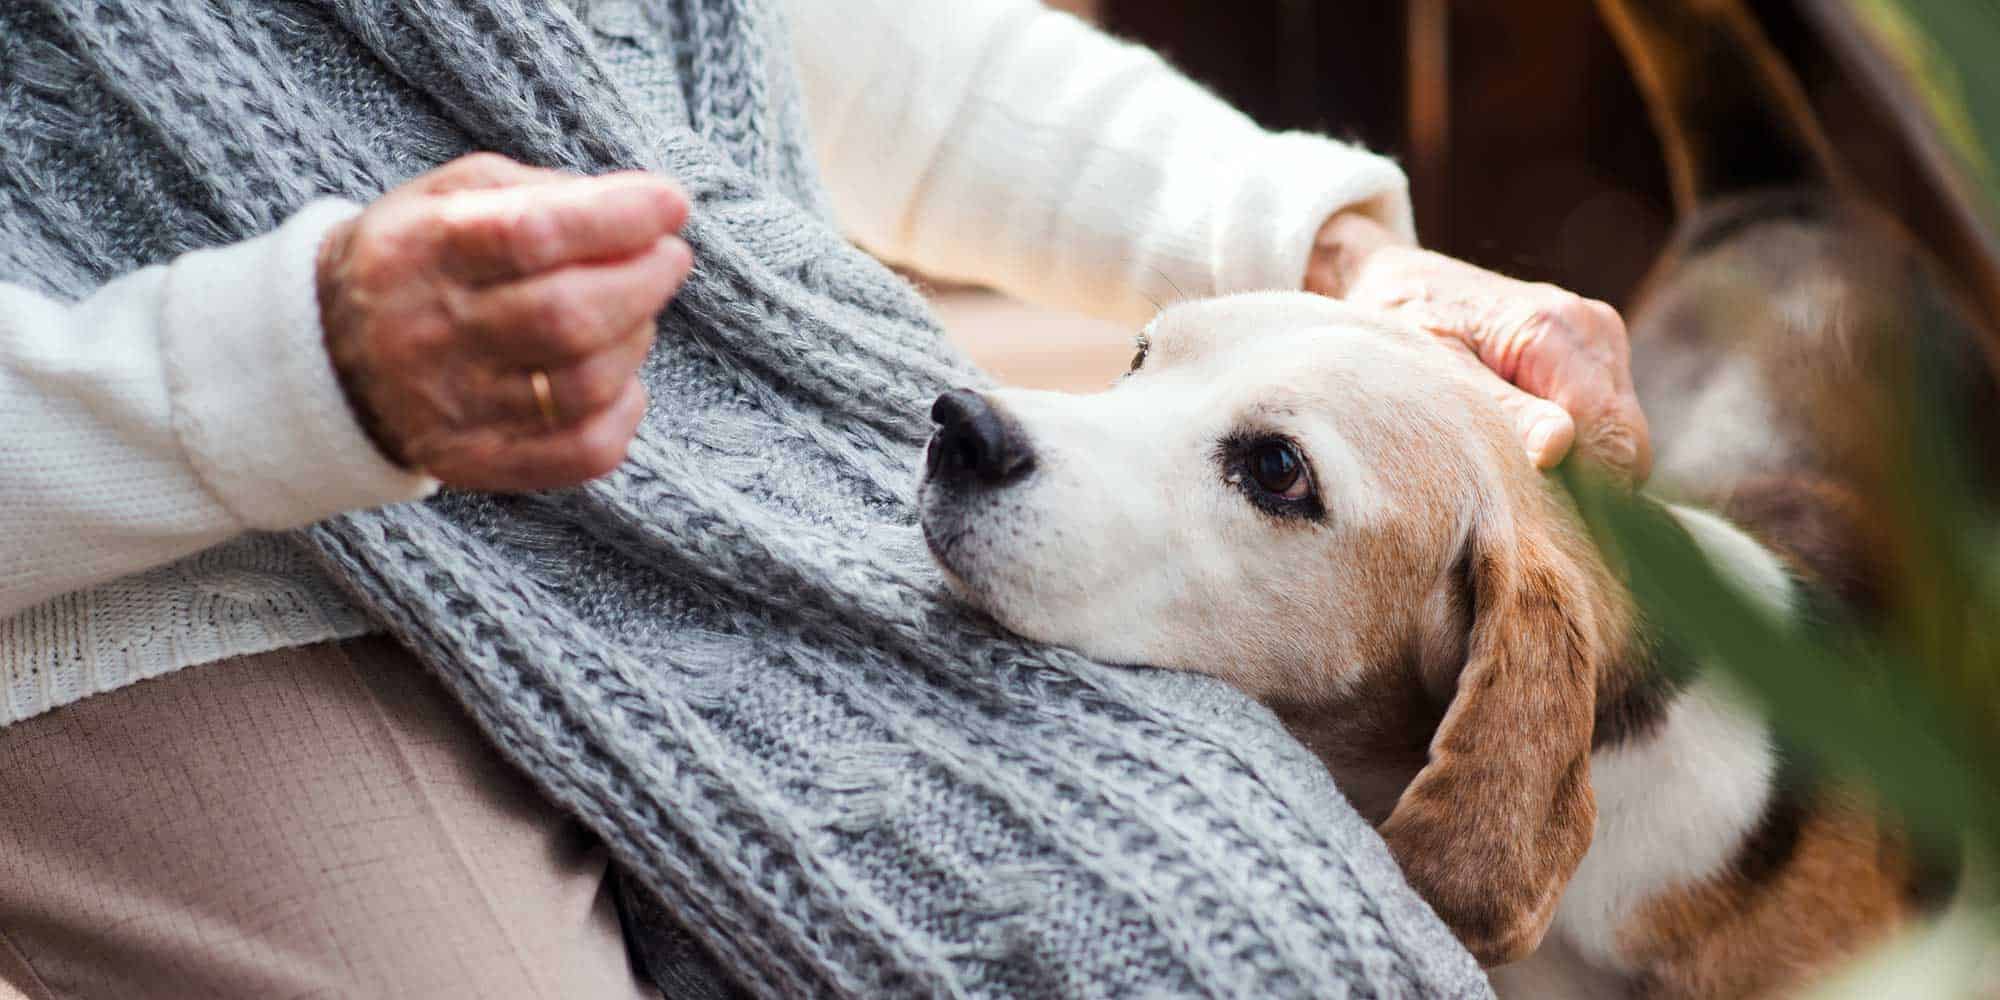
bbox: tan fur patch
[1617,790,1921,998]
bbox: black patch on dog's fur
[1590,647,1687,750]
[1729,749,1813,891]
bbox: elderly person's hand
[317,153,693,493]
[1305,211,1652,482]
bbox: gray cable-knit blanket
[0,0,1488,995]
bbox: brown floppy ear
[1381,522,1601,966]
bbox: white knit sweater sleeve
[0,200,438,620]
[783,0,1417,327]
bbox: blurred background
[937,0,2000,396]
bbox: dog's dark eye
[1247,440,1310,500]
[1128,331,1150,373]
[1220,434,1321,518]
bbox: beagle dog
[918,293,1932,997]
[920,1,1992,996]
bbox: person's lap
[0,636,655,1000]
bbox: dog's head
[919,292,1622,964]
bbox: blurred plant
[1561,339,2000,989]
[1856,0,2000,214]
[1562,410,2000,872]
[1561,6,2000,992]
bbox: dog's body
[919,1,1989,996]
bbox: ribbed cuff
[1212,132,1417,295]
[159,199,438,532]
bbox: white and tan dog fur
[918,293,1933,998]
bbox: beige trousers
[0,637,658,1000]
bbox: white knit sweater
[0,0,1413,725]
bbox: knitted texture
[0,2,1490,996]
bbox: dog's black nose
[928,389,1035,487]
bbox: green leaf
[1561,467,2000,868]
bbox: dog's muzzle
[926,389,1035,489]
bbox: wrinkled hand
[317,153,693,492]
[1306,212,1652,481]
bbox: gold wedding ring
[530,370,560,431]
